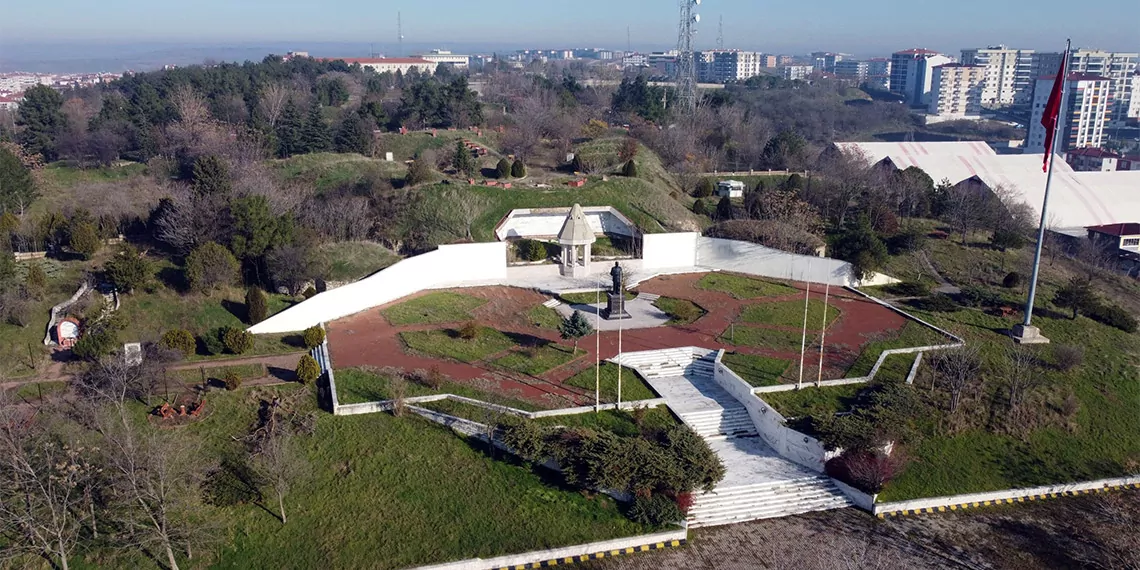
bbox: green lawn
[696,273,798,299]
[333,368,544,411]
[494,344,581,376]
[653,297,707,326]
[10,381,69,402]
[563,363,657,403]
[737,299,840,329]
[761,384,867,419]
[399,327,516,363]
[31,162,152,216]
[170,363,267,385]
[721,352,792,387]
[844,320,949,377]
[558,291,635,305]
[273,152,408,193]
[717,325,804,353]
[525,305,563,330]
[196,386,649,570]
[381,292,488,326]
[318,241,401,282]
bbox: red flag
[1041,52,1067,172]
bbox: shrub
[68,221,101,259]
[302,286,317,299]
[201,327,226,356]
[104,245,151,293]
[495,157,512,179]
[627,494,685,526]
[661,424,725,494]
[458,321,480,340]
[245,286,268,324]
[405,154,434,186]
[517,239,548,262]
[825,448,908,495]
[511,159,527,178]
[426,366,445,389]
[694,179,714,198]
[497,416,551,462]
[295,354,320,384]
[72,328,118,360]
[621,159,638,177]
[886,225,927,254]
[1002,272,1022,289]
[911,294,959,312]
[692,199,708,216]
[160,329,196,358]
[185,242,238,293]
[222,327,254,355]
[23,263,47,300]
[222,369,242,391]
[1053,344,1084,372]
[1086,302,1138,333]
[302,325,325,349]
[887,280,931,297]
[956,286,1001,308]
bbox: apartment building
[891,48,955,106]
[781,65,814,81]
[320,57,435,75]
[1032,50,1138,123]
[927,64,986,119]
[810,52,850,74]
[960,45,1034,106]
[759,54,778,68]
[648,51,679,76]
[1026,73,1113,153]
[697,50,765,82]
[414,50,470,69]
[835,59,892,89]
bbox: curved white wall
[698,237,857,286]
[642,232,699,270]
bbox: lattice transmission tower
[675,0,701,115]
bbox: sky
[1,0,1137,63]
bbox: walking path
[918,251,960,295]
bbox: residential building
[319,57,435,75]
[890,48,955,106]
[622,53,648,68]
[834,60,869,81]
[759,54,777,68]
[1066,147,1120,171]
[781,65,814,81]
[960,45,1035,106]
[927,64,986,119]
[716,180,746,198]
[0,94,21,111]
[777,55,794,66]
[1026,73,1113,153]
[1087,223,1140,253]
[1118,155,1140,171]
[648,50,679,76]
[414,50,469,69]
[698,50,764,82]
[811,52,849,74]
[1032,50,1138,123]
[1128,73,1140,122]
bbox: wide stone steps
[637,292,661,302]
[688,477,853,528]
[680,408,757,438]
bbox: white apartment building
[810,52,850,74]
[928,64,986,119]
[1128,73,1140,121]
[324,57,436,75]
[960,45,1034,106]
[414,50,469,69]
[890,49,955,106]
[1026,73,1112,153]
[622,53,648,68]
[1032,50,1138,123]
[834,59,892,89]
[697,50,765,82]
[781,65,814,81]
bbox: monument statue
[603,262,630,320]
[610,262,623,295]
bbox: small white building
[321,57,435,75]
[414,50,470,69]
[716,180,746,198]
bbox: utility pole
[627,26,632,54]
[397,12,404,57]
[676,0,701,116]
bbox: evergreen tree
[302,99,331,153]
[452,139,476,177]
[511,159,526,178]
[15,85,65,160]
[715,196,734,221]
[495,157,512,179]
[829,216,889,280]
[0,146,37,214]
[191,154,232,196]
[621,159,638,177]
[230,195,295,282]
[104,244,151,293]
[245,286,269,324]
[275,99,304,158]
[559,310,594,355]
[1053,277,1097,319]
[405,155,434,186]
[24,262,47,300]
[68,221,101,259]
[185,242,239,292]
[692,199,708,216]
[333,113,374,155]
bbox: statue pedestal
[1011,324,1050,345]
[601,293,631,320]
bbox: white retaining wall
[249,242,507,334]
[413,529,688,570]
[642,232,699,270]
[710,351,832,473]
[832,479,877,511]
[875,475,1140,515]
[696,237,897,287]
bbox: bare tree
[930,345,982,414]
[1001,343,1040,411]
[1069,492,1140,570]
[0,398,98,570]
[249,426,306,524]
[258,82,290,127]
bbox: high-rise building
[927,64,986,119]
[697,50,764,82]
[781,65,814,81]
[1031,50,1138,124]
[759,54,777,68]
[835,60,869,80]
[1026,73,1113,153]
[866,58,892,90]
[834,59,892,89]
[811,52,850,74]
[960,45,1034,106]
[648,50,679,76]
[890,49,955,106]
[1128,73,1140,121]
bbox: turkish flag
[1041,53,1068,172]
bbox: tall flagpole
[1021,39,1071,333]
[595,281,601,412]
[797,261,812,390]
[617,295,623,409]
[817,281,830,387]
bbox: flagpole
[595,281,600,413]
[797,260,812,390]
[1022,39,1071,331]
[817,281,830,388]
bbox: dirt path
[918,250,961,295]
[2,352,307,391]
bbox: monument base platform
[602,292,631,320]
[1011,324,1050,345]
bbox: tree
[715,196,734,221]
[222,327,254,355]
[1002,343,1040,412]
[692,199,708,216]
[333,113,374,155]
[68,221,101,259]
[930,345,982,414]
[275,99,304,158]
[302,326,325,349]
[0,146,36,214]
[159,329,196,358]
[245,286,268,324]
[621,159,638,177]
[104,244,151,294]
[760,130,808,171]
[693,178,714,198]
[191,155,231,196]
[301,99,331,153]
[495,157,512,179]
[559,310,594,355]
[15,85,65,160]
[295,354,320,384]
[266,243,321,296]
[184,242,239,292]
[829,216,889,281]
[72,328,119,361]
[230,195,295,281]
[23,262,47,300]
[1053,277,1097,319]
[452,140,476,177]
[619,137,639,162]
[250,426,306,524]
[405,154,434,186]
[510,159,526,178]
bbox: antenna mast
[716,15,724,50]
[627,26,632,54]
[676,0,700,115]
[397,12,404,56]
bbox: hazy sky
[3,0,1137,57]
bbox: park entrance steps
[612,347,851,528]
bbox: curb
[489,539,686,569]
[875,481,1140,518]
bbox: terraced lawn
[696,273,798,299]
[721,352,793,387]
[382,292,488,326]
[653,297,707,326]
[563,363,657,403]
[494,344,581,376]
[399,327,516,363]
[738,299,840,329]
[717,325,804,353]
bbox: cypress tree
[302,99,331,153]
[511,159,527,178]
[495,157,511,179]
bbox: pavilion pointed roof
[557,204,597,245]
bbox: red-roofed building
[0,93,21,111]
[318,57,434,75]
[1066,147,1121,171]
[1087,223,1140,252]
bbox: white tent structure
[836,142,1140,229]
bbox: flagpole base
[1012,324,1050,345]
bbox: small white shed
[716,180,746,198]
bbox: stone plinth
[1012,324,1050,345]
[601,292,631,320]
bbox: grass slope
[333,368,542,411]
[721,352,792,387]
[653,297,707,326]
[563,363,657,403]
[525,305,563,330]
[738,299,840,329]
[319,241,401,282]
[382,292,487,326]
[399,327,516,363]
[494,344,580,376]
[697,273,798,300]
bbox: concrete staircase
[687,476,853,528]
[679,406,759,439]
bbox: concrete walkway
[552,295,672,331]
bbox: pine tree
[246,286,268,324]
[302,99,331,153]
[495,157,511,179]
[275,99,304,158]
[0,147,37,214]
[24,262,47,300]
[715,196,734,221]
[191,155,231,196]
[559,310,594,355]
[452,139,475,177]
[15,85,65,160]
[621,159,638,177]
[511,159,526,178]
[68,221,101,260]
[334,113,374,155]
[104,244,151,293]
